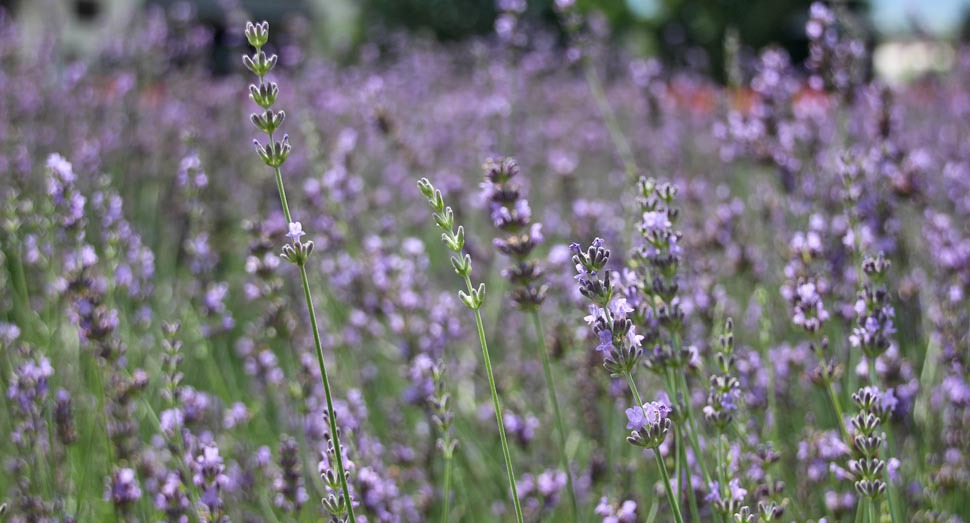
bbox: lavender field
[1,2,969,522]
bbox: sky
[871,0,970,35]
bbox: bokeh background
[3,0,970,81]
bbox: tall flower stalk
[852,253,901,523]
[243,21,356,523]
[571,238,684,523]
[428,360,457,523]
[782,229,851,444]
[480,157,577,520]
[417,177,524,523]
[630,178,710,521]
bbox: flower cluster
[703,318,742,431]
[851,253,896,360]
[631,178,690,372]
[4,2,970,521]
[418,177,485,310]
[805,2,866,95]
[274,435,309,513]
[193,445,230,521]
[594,497,637,523]
[625,400,673,449]
[482,157,547,309]
[846,387,894,500]
[572,239,644,376]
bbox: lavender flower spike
[244,20,355,523]
[418,177,525,523]
[481,156,577,520]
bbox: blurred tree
[360,0,497,40]
[358,0,869,80]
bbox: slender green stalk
[678,426,701,523]
[669,330,716,485]
[245,24,357,522]
[867,498,877,523]
[583,60,639,180]
[654,451,686,523]
[300,265,357,523]
[825,380,852,443]
[529,310,578,521]
[8,244,34,336]
[673,369,723,523]
[464,274,524,523]
[675,371,717,485]
[441,454,453,523]
[273,165,292,223]
[674,423,682,499]
[626,373,644,417]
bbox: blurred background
[1,0,968,83]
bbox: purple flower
[107,468,142,506]
[159,408,184,435]
[286,221,305,241]
[641,210,671,232]
[625,400,671,431]
[595,330,614,353]
[595,497,637,523]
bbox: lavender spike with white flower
[243,20,355,522]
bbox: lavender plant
[427,361,457,523]
[243,21,356,522]
[480,156,577,520]
[571,238,684,523]
[417,176,525,523]
[3,2,970,521]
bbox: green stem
[645,499,659,523]
[299,265,357,523]
[10,244,33,334]
[825,379,852,444]
[674,370,713,489]
[674,423,682,502]
[766,352,780,444]
[529,310,578,522]
[582,60,639,181]
[669,331,715,483]
[273,165,292,223]
[867,498,877,523]
[253,45,355,521]
[655,449,686,523]
[464,275,523,523]
[626,372,644,408]
[441,454,453,523]
[678,426,701,523]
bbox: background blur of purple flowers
[1,1,970,522]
